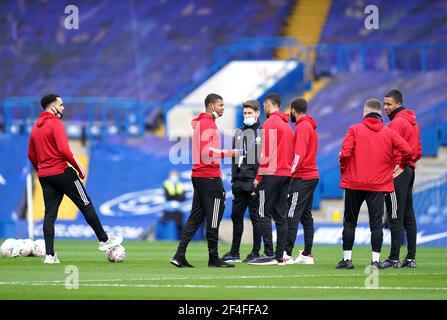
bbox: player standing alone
[28,93,123,264]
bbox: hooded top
[231,119,261,184]
[256,111,294,181]
[339,116,413,192]
[291,115,319,180]
[388,108,422,169]
[191,112,232,178]
[28,112,85,178]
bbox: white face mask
[243,117,256,126]
[209,104,220,119]
[211,111,219,119]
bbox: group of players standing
[28,90,420,268]
[170,89,421,269]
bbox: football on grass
[107,245,126,262]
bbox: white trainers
[43,253,60,264]
[99,235,123,252]
[282,251,294,265]
[293,250,314,264]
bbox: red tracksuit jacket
[291,115,319,180]
[339,116,413,192]
[256,111,294,182]
[389,109,422,169]
[191,112,232,178]
[28,112,85,178]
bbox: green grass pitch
[1,240,446,300]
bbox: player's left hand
[393,165,403,178]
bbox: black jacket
[231,120,261,188]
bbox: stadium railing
[309,43,447,74]
[317,100,447,200]
[162,36,305,113]
[161,38,447,114]
[0,96,158,139]
[414,174,447,224]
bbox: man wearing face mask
[284,97,319,265]
[222,100,263,263]
[171,93,237,268]
[28,93,123,264]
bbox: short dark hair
[364,98,382,111]
[242,100,260,112]
[264,93,281,108]
[204,93,223,108]
[385,89,403,104]
[40,93,60,110]
[290,97,308,114]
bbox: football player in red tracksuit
[28,94,123,264]
[248,93,294,266]
[336,99,413,269]
[171,93,237,268]
[382,90,422,268]
[284,97,319,265]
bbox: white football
[1,238,20,257]
[32,239,46,257]
[18,239,34,257]
[107,245,126,262]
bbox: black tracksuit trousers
[38,167,108,256]
[384,167,417,260]
[342,189,384,253]
[257,175,290,260]
[175,177,226,260]
[229,180,262,256]
[285,178,319,256]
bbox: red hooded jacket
[389,108,422,169]
[291,115,319,180]
[256,111,294,182]
[339,115,413,192]
[191,112,233,178]
[28,112,85,178]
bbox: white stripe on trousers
[74,180,90,206]
[258,190,265,218]
[212,198,220,228]
[391,191,397,219]
[288,192,299,218]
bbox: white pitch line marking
[1,282,447,291]
[1,272,447,287]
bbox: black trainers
[335,259,354,269]
[222,252,241,263]
[370,261,384,269]
[247,255,278,266]
[401,258,417,268]
[208,258,235,268]
[170,256,194,268]
[242,252,260,263]
[381,258,402,269]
